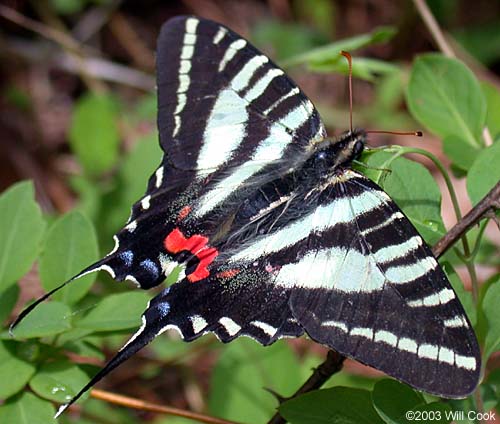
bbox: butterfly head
[313,129,367,172]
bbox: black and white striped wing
[82,16,326,290]
[285,172,480,398]
[157,16,325,174]
[83,170,480,404]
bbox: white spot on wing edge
[219,317,241,336]
[443,315,468,328]
[407,287,456,307]
[125,274,140,287]
[126,220,137,232]
[186,17,199,33]
[455,354,476,370]
[155,167,164,188]
[251,320,277,337]
[190,315,208,333]
[141,195,151,210]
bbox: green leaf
[103,132,161,234]
[70,175,102,222]
[308,57,399,81]
[281,26,396,68]
[0,340,36,399]
[49,0,84,15]
[280,387,384,424]
[407,54,486,147]
[481,81,500,139]
[69,92,120,176]
[0,392,55,424]
[363,151,445,245]
[9,301,71,339]
[372,379,425,424]
[0,284,19,323]
[76,292,150,332]
[252,20,328,61]
[0,181,45,291]
[411,402,452,424]
[442,135,479,171]
[39,211,98,304]
[30,361,91,403]
[482,282,500,360]
[466,141,500,205]
[209,338,303,423]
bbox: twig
[267,351,345,424]
[0,4,105,92]
[412,0,493,147]
[5,38,154,90]
[432,181,500,258]
[90,389,243,424]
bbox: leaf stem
[90,389,243,424]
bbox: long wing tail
[9,258,112,334]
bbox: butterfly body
[12,16,481,417]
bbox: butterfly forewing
[98,16,326,290]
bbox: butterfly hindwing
[287,173,480,397]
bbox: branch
[267,350,346,424]
[90,389,243,424]
[432,180,500,258]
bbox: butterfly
[12,15,480,416]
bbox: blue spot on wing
[140,259,159,279]
[119,250,134,267]
[157,302,170,317]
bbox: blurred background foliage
[0,1,499,423]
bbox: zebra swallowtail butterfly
[12,15,480,416]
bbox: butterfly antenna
[9,258,109,335]
[340,51,422,139]
[340,51,354,133]
[367,129,423,137]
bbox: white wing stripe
[321,323,475,370]
[244,68,284,103]
[231,55,268,92]
[219,39,247,71]
[229,188,384,262]
[173,18,198,136]
[407,287,455,307]
[385,256,437,284]
[195,104,315,216]
[374,235,423,264]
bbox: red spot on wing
[164,228,218,283]
[177,205,191,222]
[216,269,241,279]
